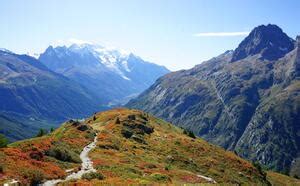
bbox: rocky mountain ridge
[127,24,300,177]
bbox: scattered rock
[29,151,44,161]
[145,163,157,169]
[166,155,174,163]
[69,120,81,126]
[77,125,89,131]
[115,117,121,124]
[131,135,146,144]
[98,144,119,150]
[128,115,136,120]
[121,129,133,138]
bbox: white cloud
[68,38,93,45]
[194,31,249,37]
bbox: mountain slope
[0,108,272,185]
[0,113,56,142]
[38,44,170,106]
[0,49,101,141]
[127,24,300,176]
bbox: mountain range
[39,44,169,106]
[0,45,169,141]
[127,24,300,177]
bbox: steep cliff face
[127,25,300,176]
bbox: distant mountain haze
[127,24,300,177]
[0,49,101,141]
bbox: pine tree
[36,128,47,137]
[50,127,55,133]
[0,134,8,148]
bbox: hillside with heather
[0,108,283,185]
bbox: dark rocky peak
[44,45,68,54]
[46,45,54,51]
[231,24,295,62]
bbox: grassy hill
[0,108,298,185]
[267,171,300,186]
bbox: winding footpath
[43,134,98,186]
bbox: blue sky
[1,0,300,70]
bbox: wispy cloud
[50,38,93,47]
[194,31,249,37]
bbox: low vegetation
[0,119,94,184]
[80,108,271,184]
[45,142,81,163]
[183,128,196,138]
[20,169,45,185]
[82,172,105,180]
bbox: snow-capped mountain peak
[26,52,40,59]
[38,42,169,105]
[68,43,132,79]
[0,48,13,54]
[40,43,134,80]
